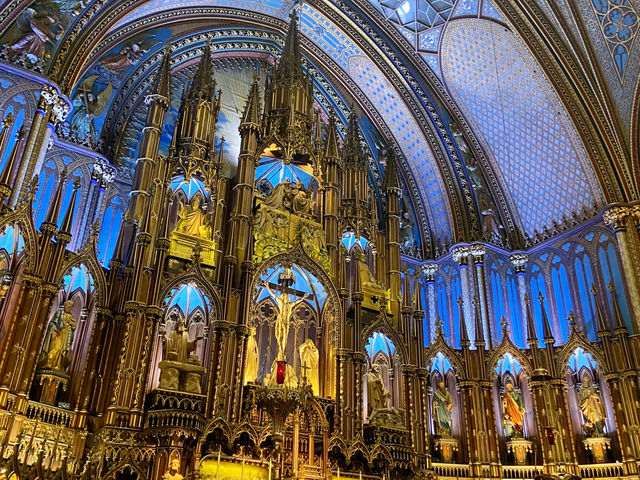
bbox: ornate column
[603,204,640,333]
[74,159,116,250]
[470,244,491,347]
[509,253,528,342]
[422,263,438,344]
[452,245,474,344]
[10,85,70,206]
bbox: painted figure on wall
[578,375,606,436]
[432,380,453,437]
[5,8,62,63]
[40,300,76,371]
[98,34,156,74]
[502,381,525,438]
[70,75,112,144]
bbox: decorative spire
[473,296,485,347]
[190,41,216,100]
[402,268,413,309]
[59,178,81,235]
[413,271,424,314]
[525,294,538,345]
[0,113,15,157]
[458,297,470,347]
[324,111,340,159]
[0,126,24,202]
[352,252,362,296]
[538,292,555,343]
[383,147,401,191]
[274,8,304,83]
[240,75,262,126]
[343,108,363,166]
[149,46,172,103]
[42,168,68,230]
[590,285,610,337]
[608,280,626,332]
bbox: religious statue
[263,179,292,211]
[432,380,453,437]
[244,326,259,385]
[163,315,201,364]
[292,181,313,215]
[262,283,309,360]
[400,210,418,257]
[578,375,606,436]
[299,338,319,395]
[162,458,184,480]
[40,300,76,371]
[176,195,212,239]
[367,363,390,415]
[502,382,525,438]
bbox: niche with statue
[363,332,404,426]
[150,283,209,395]
[246,263,335,397]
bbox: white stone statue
[299,338,319,395]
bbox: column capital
[603,203,640,231]
[450,244,471,265]
[509,252,528,274]
[421,262,438,282]
[469,243,486,264]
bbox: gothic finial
[457,297,470,346]
[591,284,610,336]
[608,280,626,332]
[537,291,555,343]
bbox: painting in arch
[0,0,639,478]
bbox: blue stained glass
[63,265,94,295]
[551,264,572,341]
[98,202,123,266]
[168,283,209,316]
[366,332,396,359]
[430,351,453,373]
[506,270,523,347]
[491,268,505,340]
[451,270,461,348]
[529,270,546,347]
[58,174,82,231]
[0,226,24,255]
[599,244,633,332]
[256,159,315,188]
[170,176,208,200]
[341,232,368,251]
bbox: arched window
[57,169,83,230]
[490,262,505,340]
[436,272,449,342]
[550,255,572,342]
[97,196,124,266]
[574,246,596,340]
[451,268,462,348]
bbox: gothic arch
[0,202,38,273]
[362,313,409,366]
[159,265,222,322]
[487,337,534,379]
[557,331,608,375]
[57,241,108,307]
[250,245,342,348]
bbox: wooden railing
[580,463,624,479]
[25,401,73,427]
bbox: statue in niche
[158,314,205,393]
[244,326,259,385]
[40,300,76,371]
[263,179,292,211]
[292,180,313,215]
[262,282,309,361]
[578,375,606,436]
[367,363,390,415]
[502,381,525,438]
[432,380,453,437]
[400,210,418,257]
[164,315,200,364]
[162,458,184,480]
[176,195,213,239]
[299,338,319,395]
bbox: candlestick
[337,467,340,480]
[241,448,245,480]
[216,447,221,480]
[359,469,362,480]
[268,458,272,480]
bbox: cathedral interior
[0,0,639,479]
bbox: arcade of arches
[0,0,638,479]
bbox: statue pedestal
[169,231,216,266]
[434,437,459,463]
[583,437,611,463]
[33,368,69,405]
[158,360,206,394]
[506,438,532,465]
[368,407,405,427]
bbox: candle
[216,447,221,480]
